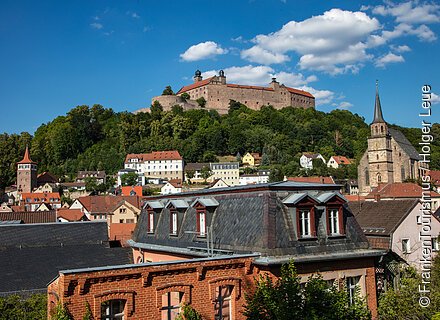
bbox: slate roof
[184,163,209,171]
[0,221,132,295]
[132,183,372,262]
[0,210,56,224]
[389,128,421,160]
[348,199,418,236]
[77,195,142,213]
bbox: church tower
[366,81,394,188]
[17,146,37,193]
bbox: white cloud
[375,52,405,67]
[90,22,103,30]
[241,46,290,64]
[337,101,353,109]
[390,44,411,52]
[180,41,228,62]
[372,1,440,24]
[299,86,335,106]
[241,9,380,74]
[431,93,440,105]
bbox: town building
[242,152,261,167]
[209,162,239,186]
[299,153,326,169]
[327,156,352,169]
[121,185,143,196]
[56,208,88,222]
[206,178,229,189]
[358,84,428,195]
[151,71,315,114]
[124,151,184,183]
[161,179,183,195]
[16,146,37,194]
[36,171,58,186]
[285,176,335,184]
[239,170,270,185]
[48,181,382,319]
[184,162,209,183]
[0,210,57,224]
[0,221,131,296]
[19,191,62,211]
[349,199,440,271]
[76,170,106,184]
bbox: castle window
[365,169,369,185]
[377,174,382,183]
[376,154,379,160]
[381,125,384,133]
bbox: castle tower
[194,70,202,83]
[366,81,394,188]
[17,145,37,193]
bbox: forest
[0,100,439,189]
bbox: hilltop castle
[150,70,315,114]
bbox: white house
[124,151,184,182]
[239,170,270,185]
[209,162,240,186]
[327,156,351,169]
[300,153,326,169]
[160,179,183,195]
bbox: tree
[200,166,212,183]
[176,303,203,320]
[196,97,206,108]
[50,303,72,320]
[186,170,195,184]
[202,151,218,163]
[150,100,163,120]
[180,92,190,100]
[120,172,139,186]
[162,85,174,95]
[0,293,47,320]
[244,261,371,320]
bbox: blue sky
[0,0,439,134]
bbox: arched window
[377,174,382,183]
[376,154,379,160]
[101,299,125,320]
[214,285,233,320]
[381,125,384,133]
[401,166,406,180]
[365,169,369,186]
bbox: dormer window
[170,208,178,236]
[197,209,206,237]
[299,209,312,237]
[147,209,154,233]
[328,208,340,235]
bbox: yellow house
[242,152,261,167]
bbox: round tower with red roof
[17,145,37,193]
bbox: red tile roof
[17,146,36,164]
[175,77,314,98]
[56,209,86,221]
[286,176,335,184]
[366,183,440,200]
[77,196,142,214]
[125,150,182,163]
[121,186,143,196]
[330,156,351,165]
[176,77,215,94]
[431,170,440,186]
[20,192,61,204]
[168,179,182,188]
[345,195,366,202]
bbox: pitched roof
[0,221,131,294]
[286,176,335,184]
[348,199,418,236]
[432,170,440,186]
[250,153,261,160]
[56,209,86,221]
[17,146,36,164]
[185,163,210,171]
[125,150,182,163]
[36,171,58,183]
[20,192,61,203]
[388,128,420,160]
[176,77,215,94]
[366,183,440,200]
[121,186,143,196]
[330,156,351,165]
[77,195,142,214]
[0,210,56,224]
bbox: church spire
[18,145,36,164]
[372,80,385,124]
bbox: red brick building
[49,181,383,319]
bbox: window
[161,292,183,320]
[170,210,178,235]
[197,209,206,237]
[365,169,369,185]
[346,276,360,305]
[432,238,439,251]
[148,210,154,233]
[214,285,233,320]
[402,239,410,253]
[417,215,422,225]
[101,299,125,320]
[328,209,340,235]
[119,219,124,223]
[119,208,126,214]
[299,209,311,237]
